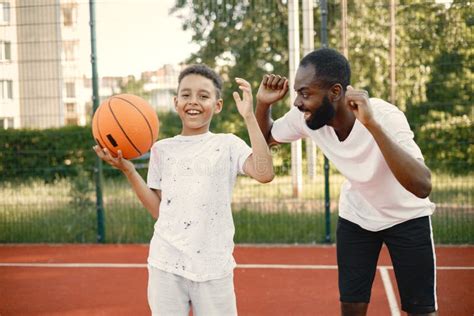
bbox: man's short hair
[178,64,223,98]
[300,48,351,90]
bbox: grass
[0,173,472,244]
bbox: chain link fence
[0,0,472,244]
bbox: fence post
[288,0,304,198]
[319,0,332,243]
[390,0,397,104]
[89,0,105,243]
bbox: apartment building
[1,1,182,129]
[0,0,19,128]
[143,63,184,112]
[1,0,85,129]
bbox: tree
[119,75,150,99]
[171,0,290,141]
[171,0,472,174]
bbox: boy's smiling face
[174,74,223,136]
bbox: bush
[416,114,472,175]
[0,112,185,183]
[0,126,96,182]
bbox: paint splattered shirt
[146,132,252,282]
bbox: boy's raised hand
[256,74,289,106]
[233,78,254,119]
[93,145,135,174]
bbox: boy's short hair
[178,64,223,99]
[300,48,351,90]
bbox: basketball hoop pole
[89,0,105,243]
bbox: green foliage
[416,114,473,175]
[0,126,96,182]
[334,1,391,99]
[171,0,290,141]
[69,167,94,212]
[170,0,472,175]
[68,167,96,242]
[1,173,472,244]
[0,111,190,183]
[2,204,471,244]
[233,209,335,243]
[157,110,182,139]
[120,76,150,98]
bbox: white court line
[1,262,471,316]
[238,264,338,269]
[0,263,147,268]
[2,262,471,316]
[0,263,473,270]
[380,267,401,316]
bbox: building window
[65,82,75,98]
[0,117,13,129]
[62,7,75,27]
[66,102,75,113]
[66,117,78,126]
[0,2,10,24]
[0,41,11,61]
[63,41,77,61]
[0,80,13,99]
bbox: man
[255,48,437,316]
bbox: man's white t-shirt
[272,98,435,231]
[146,132,252,282]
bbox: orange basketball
[92,94,159,159]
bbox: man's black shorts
[336,216,437,314]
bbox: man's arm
[345,86,432,198]
[366,121,432,198]
[255,99,277,146]
[255,74,289,146]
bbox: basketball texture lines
[92,94,159,159]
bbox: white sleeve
[380,109,424,160]
[229,135,252,175]
[271,106,309,143]
[146,144,162,189]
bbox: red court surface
[0,244,473,315]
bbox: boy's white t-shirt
[146,132,252,282]
[272,98,435,231]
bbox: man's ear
[330,84,343,102]
[173,96,178,111]
[214,99,223,114]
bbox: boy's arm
[345,86,432,198]
[255,74,289,146]
[242,115,275,183]
[93,146,161,218]
[233,78,274,183]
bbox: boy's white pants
[147,265,238,316]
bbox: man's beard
[305,96,335,130]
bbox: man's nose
[293,96,302,108]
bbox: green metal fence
[0,0,472,244]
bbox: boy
[94,64,274,315]
[255,48,437,316]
